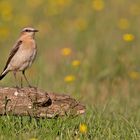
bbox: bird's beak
[33,29,39,32]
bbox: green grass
[0,0,140,139]
[0,103,139,140]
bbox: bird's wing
[3,40,22,71]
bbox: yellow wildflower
[72,60,81,67]
[64,75,75,83]
[128,71,140,80]
[118,18,130,30]
[92,0,104,11]
[61,48,72,56]
[79,123,87,134]
[123,33,135,42]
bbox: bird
[0,27,38,87]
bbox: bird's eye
[25,29,30,32]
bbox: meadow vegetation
[0,0,140,139]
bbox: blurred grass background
[0,0,140,106]
[0,0,140,139]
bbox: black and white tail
[0,70,8,80]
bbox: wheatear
[0,27,38,87]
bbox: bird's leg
[22,70,32,87]
[13,71,19,89]
[20,76,23,88]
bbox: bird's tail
[0,70,8,80]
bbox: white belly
[9,47,37,71]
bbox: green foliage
[0,104,139,140]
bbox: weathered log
[0,87,85,118]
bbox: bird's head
[21,27,38,38]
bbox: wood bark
[0,87,85,118]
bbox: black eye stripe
[25,29,31,32]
